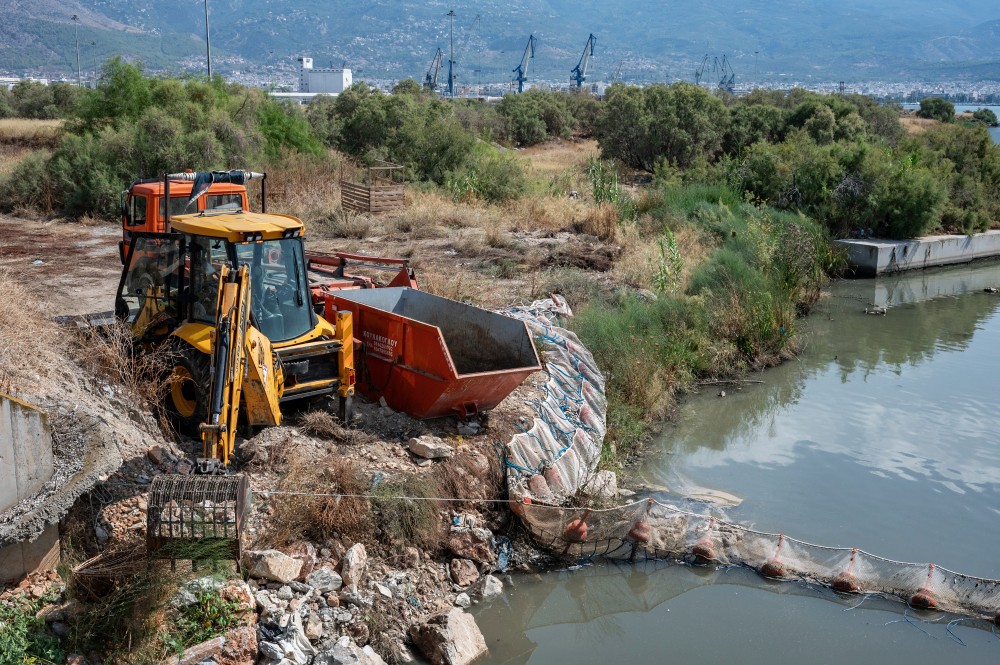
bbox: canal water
[476,262,1000,663]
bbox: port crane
[512,35,536,93]
[611,60,624,83]
[718,54,735,94]
[570,33,596,88]
[424,48,444,91]
[694,54,709,85]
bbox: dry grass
[257,150,342,224]
[613,223,710,291]
[508,196,588,233]
[900,116,940,136]
[75,320,177,418]
[520,138,599,175]
[577,202,620,241]
[0,269,59,398]
[266,453,376,547]
[0,145,35,177]
[0,118,63,147]
[297,410,374,446]
[395,190,506,231]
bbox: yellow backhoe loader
[116,201,355,560]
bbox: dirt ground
[0,217,122,316]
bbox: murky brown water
[476,262,1000,664]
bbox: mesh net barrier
[501,297,1000,625]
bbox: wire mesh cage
[146,474,249,561]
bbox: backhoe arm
[199,264,283,472]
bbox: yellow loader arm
[198,264,284,472]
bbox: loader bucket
[326,287,542,419]
[146,474,249,561]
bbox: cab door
[116,233,186,341]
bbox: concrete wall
[0,393,54,513]
[0,393,58,582]
[836,231,1000,276]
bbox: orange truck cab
[119,177,251,264]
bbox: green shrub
[571,294,712,460]
[445,146,526,203]
[0,592,65,664]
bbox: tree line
[2,62,998,239]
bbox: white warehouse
[298,57,352,94]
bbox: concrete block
[0,393,55,513]
[836,231,1000,276]
[0,523,60,583]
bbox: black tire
[162,338,212,436]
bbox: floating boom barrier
[501,296,1000,627]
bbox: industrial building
[298,57,352,94]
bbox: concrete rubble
[314,636,388,665]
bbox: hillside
[1,0,999,84]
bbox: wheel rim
[169,365,198,418]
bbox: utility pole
[72,15,81,87]
[754,51,759,79]
[204,0,213,80]
[447,10,455,97]
[91,41,98,80]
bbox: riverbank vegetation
[0,61,997,464]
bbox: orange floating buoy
[761,534,786,578]
[833,548,861,594]
[833,572,860,593]
[629,520,651,544]
[909,563,939,610]
[761,559,785,578]
[691,517,716,565]
[563,509,592,544]
[909,587,938,610]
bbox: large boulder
[314,636,388,665]
[449,558,479,587]
[409,609,488,665]
[340,543,368,587]
[446,532,495,566]
[478,575,503,601]
[242,549,303,584]
[408,435,454,460]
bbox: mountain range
[2,0,999,85]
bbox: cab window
[159,195,194,218]
[206,194,243,212]
[188,237,230,323]
[130,195,147,226]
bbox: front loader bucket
[146,474,249,562]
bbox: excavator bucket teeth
[146,474,249,561]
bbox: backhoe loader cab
[118,209,355,416]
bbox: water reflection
[475,561,1000,665]
[639,262,1000,570]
